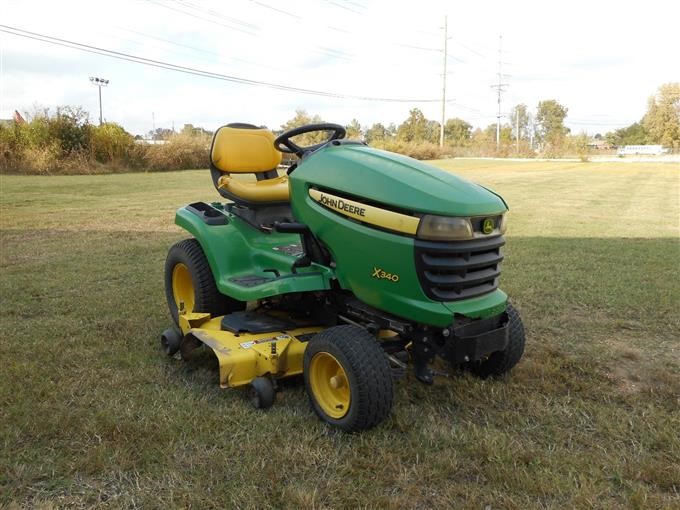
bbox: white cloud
[1,0,678,135]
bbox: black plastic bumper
[439,312,509,364]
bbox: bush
[90,123,135,163]
[142,132,210,171]
[0,106,216,174]
[371,140,445,160]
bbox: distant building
[0,110,25,128]
[617,145,667,156]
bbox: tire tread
[304,325,393,432]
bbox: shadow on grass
[1,229,679,507]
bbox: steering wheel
[274,123,346,157]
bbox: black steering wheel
[274,123,346,157]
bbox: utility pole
[439,15,448,148]
[89,77,109,125]
[490,35,508,151]
[516,108,519,153]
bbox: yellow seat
[216,174,289,202]
[210,124,288,203]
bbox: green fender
[175,206,334,302]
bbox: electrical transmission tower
[490,35,508,151]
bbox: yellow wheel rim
[309,352,351,419]
[172,263,195,313]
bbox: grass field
[1,160,679,509]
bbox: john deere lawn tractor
[161,122,525,432]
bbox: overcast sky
[1,0,678,136]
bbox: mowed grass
[1,160,679,509]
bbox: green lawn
[1,160,679,508]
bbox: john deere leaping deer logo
[482,218,495,234]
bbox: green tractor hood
[294,144,507,216]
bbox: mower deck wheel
[160,327,182,356]
[249,377,275,409]
[304,325,394,432]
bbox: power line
[174,0,260,31]
[144,0,258,36]
[0,25,451,103]
[250,1,302,19]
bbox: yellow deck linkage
[178,309,322,388]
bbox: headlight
[417,215,473,241]
[499,213,507,234]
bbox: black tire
[160,327,182,356]
[164,238,245,325]
[303,325,393,432]
[249,377,275,409]
[467,303,525,378]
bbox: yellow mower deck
[179,311,322,388]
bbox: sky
[0,0,678,137]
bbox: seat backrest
[211,124,281,174]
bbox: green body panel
[175,207,333,301]
[287,144,509,327]
[293,144,508,215]
[176,143,509,328]
[287,183,506,327]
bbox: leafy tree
[424,120,441,144]
[444,118,472,145]
[181,124,212,137]
[397,108,428,142]
[642,82,680,149]
[508,104,530,140]
[483,124,512,145]
[280,109,326,146]
[148,128,174,141]
[280,109,322,131]
[535,100,569,146]
[365,122,389,144]
[90,122,134,162]
[605,122,648,147]
[345,118,362,140]
[49,106,91,154]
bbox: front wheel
[467,303,525,378]
[303,325,393,432]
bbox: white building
[617,145,667,156]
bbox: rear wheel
[164,238,245,325]
[467,303,525,378]
[304,325,393,432]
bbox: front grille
[414,236,505,301]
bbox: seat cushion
[211,126,282,173]
[217,175,289,202]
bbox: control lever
[273,222,314,273]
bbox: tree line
[280,83,678,159]
[1,83,677,174]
